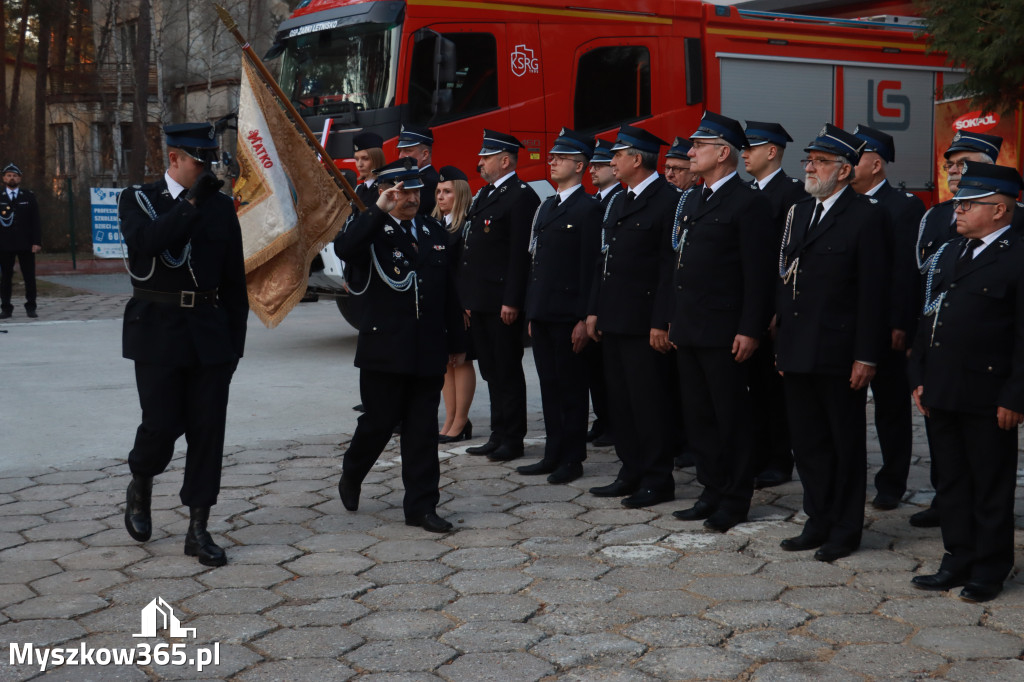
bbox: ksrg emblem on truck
[511,45,539,77]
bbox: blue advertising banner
[91,187,124,258]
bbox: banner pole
[213,3,365,212]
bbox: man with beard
[775,124,887,562]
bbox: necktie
[400,219,416,241]
[624,191,636,205]
[702,186,713,203]
[806,202,823,237]
[959,238,984,264]
[552,194,561,207]
[7,191,14,201]
[479,184,495,204]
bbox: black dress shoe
[124,475,153,542]
[672,500,716,521]
[592,434,615,448]
[405,512,454,533]
[439,421,473,444]
[589,479,638,498]
[814,544,855,562]
[25,309,37,318]
[780,532,826,552]
[547,462,583,485]
[516,459,558,475]
[622,488,674,509]
[959,581,1003,603]
[0,310,11,319]
[754,469,792,489]
[911,569,969,591]
[352,403,364,412]
[338,473,360,511]
[466,439,499,455]
[184,507,227,567]
[909,506,941,528]
[487,443,524,462]
[703,509,747,533]
[871,492,901,510]
[586,420,605,443]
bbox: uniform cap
[953,162,1023,200]
[590,139,616,164]
[944,131,1002,160]
[1,163,22,176]
[164,123,218,150]
[853,124,895,163]
[666,137,693,159]
[374,158,424,189]
[396,124,434,148]
[437,165,468,183]
[804,123,864,166]
[689,111,749,150]
[549,127,595,160]
[610,125,669,154]
[353,132,384,152]
[479,129,525,156]
[744,121,793,148]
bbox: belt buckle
[180,291,196,308]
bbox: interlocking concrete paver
[3,291,1024,680]
[911,625,1024,659]
[345,639,456,672]
[440,621,546,653]
[436,651,553,681]
[830,642,946,677]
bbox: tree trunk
[8,0,31,137]
[0,0,8,132]
[33,4,53,191]
[129,0,153,183]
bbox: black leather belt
[132,287,218,308]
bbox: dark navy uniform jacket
[118,179,248,366]
[910,229,1024,416]
[870,180,925,333]
[588,175,679,335]
[775,188,888,375]
[0,189,41,252]
[418,165,439,218]
[457,174,540,312]
[756,170,807,241]
[669,175,776,347]
[335,205,466,377]
[524,187,603,323]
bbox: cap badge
[819,125,828,137]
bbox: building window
[574,46,651,132]
[53,124,75,177]
[408,31,498,125]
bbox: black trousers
[748,336,792,476]
[602,333,675,492]
[677,345,754,515]
[583,340,610,430]
[0,250,36,312]
[469,311,526,445]
[784,372,867,549]
[531,320,588,466]
[928,408,1017,583]
[870,346,913,499]
[344,370,444,519]
[129,361,237,508]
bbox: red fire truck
[266,0,958,320]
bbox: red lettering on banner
[953,111,1000,132]
[246,129,274,168]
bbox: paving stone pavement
[2,293,1024,680]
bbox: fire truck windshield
[279,21,401,114]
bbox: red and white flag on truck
[234,57,351,328]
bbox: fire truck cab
[266,0,956,324]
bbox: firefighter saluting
[119,122,249,567]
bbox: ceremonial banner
[235,57,352,327]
